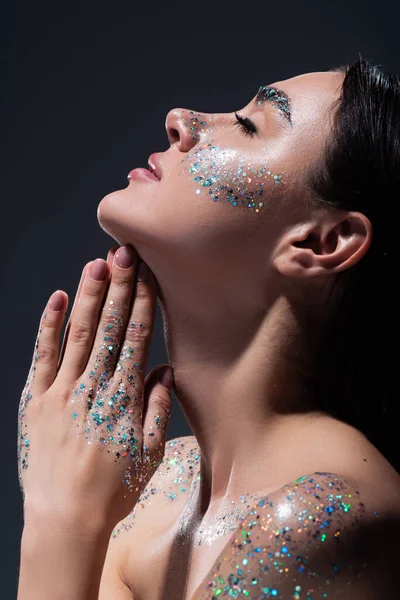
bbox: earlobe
[272,211,373,279]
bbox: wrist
[19,508,113,600]
[22,500,114,543]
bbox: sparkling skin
[110,439,384,599]
[99,104,381,597]
[17,311,163,497]
[17,249,166,506]
[183,111,216,144]
[256,85,293,126]
[110,437,202,537]
[196,472,375,598]
[19,82,395,598]
[180,140,288,214]
[177,105,289,214]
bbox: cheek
[96,140,291,275]
[179,141,289,215]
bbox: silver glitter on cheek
[179,141,289,214]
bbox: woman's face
[98,70,345,284]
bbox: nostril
[169,127,180,143]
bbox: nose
[165,108,206,152]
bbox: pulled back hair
[306,54,398,473]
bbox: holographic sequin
[111,437,202,538]
[65,315,159,494]
[180,142,288,214]
[177,486,273,548]
[197,473,378,599]
[183,111,216,143]
[17,318,42,497]
[108,440,382,598]
[256,85,293,126]
[17,283,165,501]
[111,437,273,546]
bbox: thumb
[142,365,174,460]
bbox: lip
[127,167,159,183]
[148,153,162,181]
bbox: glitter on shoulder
[111,435,201,539]
[195,472,384,599]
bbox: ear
[272,210,373,278]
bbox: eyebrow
[255,85,294,128]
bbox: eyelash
[234,112,258,137]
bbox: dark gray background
[1,0,398,596]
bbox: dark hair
[306,54,398,473]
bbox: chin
[97,195,119,240]
[96,191,133,246]
[96,188,164,255]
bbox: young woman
[17,55,400,599]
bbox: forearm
[18,512,113,600]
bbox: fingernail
[48,291,64,311]
[107,246,119,264]
[90,259,108,281]
[137,261,149,282]
[159,367,173,390]
[115,246,134,269]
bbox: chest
[124,435,400,600]
[127,508,244,600]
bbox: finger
[56,258,111,384]
[57,248,118,373]
[30,290,69,397]
[22,284,70,402]
[142,366,173,464]
[77,245,141,392]
[113,261,158,419]
[107,246,119,267]
[71,246,116,378]
[57,262,92,372]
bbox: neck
[153,260,327,514]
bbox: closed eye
[234,112,258,137]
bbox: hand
[17,245,174,532]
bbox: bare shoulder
[107,434,199,546]
[194,471,400,600]
[300,416,400,513]
[99,436,199,597]
[282,417,400,512]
